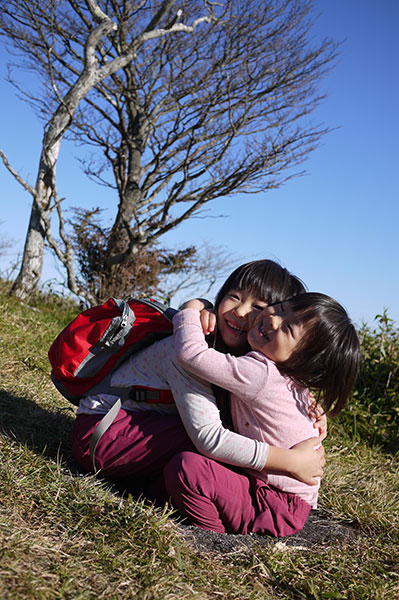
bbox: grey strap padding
[89,398,122,471]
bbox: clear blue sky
[0,1,398,328]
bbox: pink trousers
[72,410,194,501]
[72,411,310,537]
[164,451,310,536]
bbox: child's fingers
[317,429,327,443]
[206,312,217,334]
[311,402,328,439]
[313,415,327,431]
[199,309,216,335]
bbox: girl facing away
[165,291,360,535]
[72,260,328,536]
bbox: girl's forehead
[229,285,264,298]
[239,284,268,298]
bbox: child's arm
[168,353,323,484]
[180,298,216,336]
[113,333,323,484]
[173,307,267,399]
[265,439,325,485]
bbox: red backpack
[48,297,176,406]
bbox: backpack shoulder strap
[89,398,122,471]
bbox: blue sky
[0,1,398,328]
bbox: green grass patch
[1,280,399,599]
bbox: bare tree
[0,0,216,301]
[0,0,337,303]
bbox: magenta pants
[72,412,310,537]
[164,451,311,536]
[72,410,194,500]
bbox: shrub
[69,207,198,304]
[337,310,399,452]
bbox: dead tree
[0,0,337,302]
[0,0,216,300]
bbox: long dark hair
[276,292,361,417]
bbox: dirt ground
[177,509,359,554]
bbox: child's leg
[163,451,311,537]
[163,451,256,534]
[72,410,194,479]
[249,475,311,537]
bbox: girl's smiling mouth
[225,319,246,334]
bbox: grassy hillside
[0,280,398,599]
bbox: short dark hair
[276,292,360,416]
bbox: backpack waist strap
[128,386,174,404]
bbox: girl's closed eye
[253,303,267,311]
[278,303,297,337]
[287,321,295,337]
[227,292,240,300]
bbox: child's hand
[180,298,215,336]
[180,298,213,311]
[264,438,325,485]
[289,438,325,486]
[308,395,328,442]
[200,308,216,336]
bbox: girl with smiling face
[167,292,360,535]
[247,302,303,361]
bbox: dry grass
[1,280,399,599]
[320,439,399,536]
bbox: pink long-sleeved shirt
[173,308,320,507]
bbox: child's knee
[164,451,197,485]
[163,451,214,498]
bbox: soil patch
[176,509,359,554]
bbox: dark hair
[214,260,306,314]
[276,292,360,417]
[211,260,306,425]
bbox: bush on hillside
[337,310,399,453]
[69,207,198,304]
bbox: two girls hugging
[72,260,360,537]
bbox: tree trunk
[10,138,60,298]
[10,200,48,299]
[10,18,117,298]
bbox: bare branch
[0,149,35,195]
[84,0,111,24]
